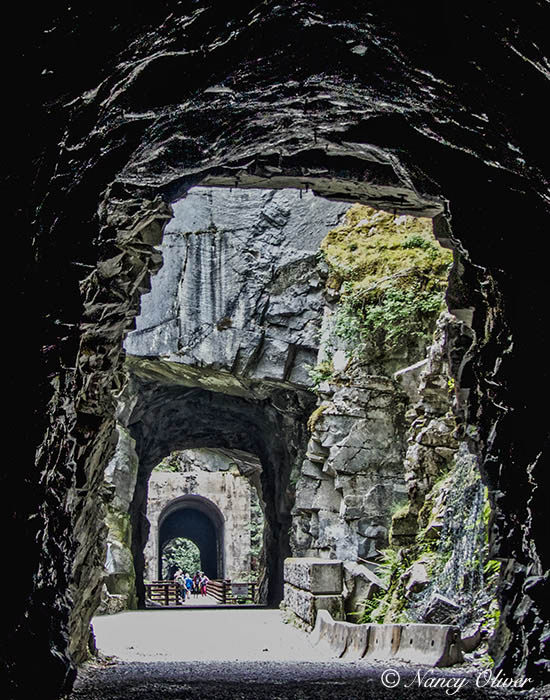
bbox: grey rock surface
[284,558,343,595]
[125,187,348,391]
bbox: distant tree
[162,537,202,578]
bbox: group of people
[174,569,209,602]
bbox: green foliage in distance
[334,282,444,354]
[154,452,182,472]
[162,537,202,578]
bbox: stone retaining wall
[283,557,344,625]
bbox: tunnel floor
[71,610,546,699]
[91,609,332,662]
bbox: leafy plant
[305,359,334,387]
[402,234,438,255]
[334,285,445,355]
[161,537,201,578]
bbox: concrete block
[363,624,402,661]
[311,611,356,657]
[310,609,334,655]
[397,623,463,667]
[311,614,464,667]
[284,557,343,594]
[342,624,370,660]
[325,621,355,658]
[461,623,482,653]
[284,583,343,626]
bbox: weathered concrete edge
[310,610,464,666]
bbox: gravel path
[69,610,545,699]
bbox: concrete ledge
[310,611,464,666]
[342,622,370,660]
[284,558,343,594]
[397,623,463,666]
[284,584,344,626]
[363,624,402,661]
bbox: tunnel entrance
[145,448,265,591]
[12,9,548,695]
[107,185,473,622]
[158,495,224,580]
[126,380,310,608]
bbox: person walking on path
[183,572,193,601]
[174,569,184,604]
[193,571,201,597]
[200,572,209,597]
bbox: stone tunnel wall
[144,452,255,582]
[6,4,549,698]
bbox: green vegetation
[333,279,445,356]
[306,359,334,388]
[307,404,328,432]
[357,547,411,624]
[154,452,182,473]
[321,205,451,288]
[402,234,439,253]
[321,204,452,358]
[356,450,500,628]
[161,537,201,578]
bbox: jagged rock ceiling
[4,2,548,698]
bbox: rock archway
[158,495,224,580]
[6,4,549,698]
[125,374,313,607]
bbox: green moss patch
[321,205,452,357]
[321,204,452,291]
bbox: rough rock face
[6,3,549,697]
[293,377,409,563]
[358,311,498,635]
[391,312,471,547]
[125,186,348,387]
[290,206,449,572]
[99,424,139,614]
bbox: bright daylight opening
[93,185,496,669]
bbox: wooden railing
[144,581,182,606]
[144,579,257,606]
[207,579,227,604]
[207,579,256,604]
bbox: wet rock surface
[6,2,549,697]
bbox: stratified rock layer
[125,187,348,386]
[6,3,549,697]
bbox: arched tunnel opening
[125,375,314,608]
[158,496,225,580]
[7,6,549,697]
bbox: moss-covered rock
[320,205,453,370]
[321,204,452,292]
